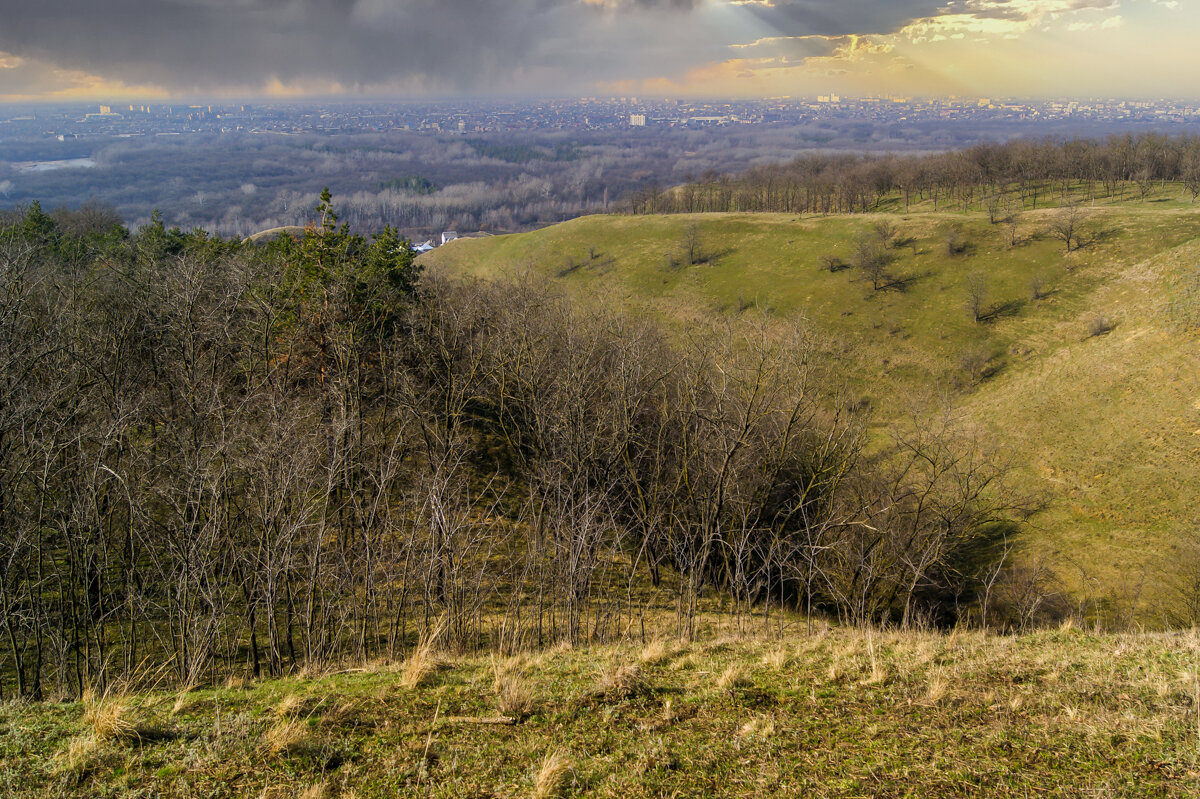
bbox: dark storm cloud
[0,0,961,94]
[0,0,714,93]
[736,0,947,37]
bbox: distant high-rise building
[630,114,646,127]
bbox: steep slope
[962,235,1200,611]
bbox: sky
[0,0,1194,102]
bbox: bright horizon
[0,1,1195,103]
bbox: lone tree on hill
[851,230,891,290]
[681,221,705,266]
[965,272,990,323]
[1048,205,1087,254]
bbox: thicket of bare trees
[634,134,1200,215]
[0,197,1032,700]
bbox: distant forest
[635,134,1200,215]
[0,127,845,238]
[4,120,1199,239]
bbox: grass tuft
[927,671,951,705]
[493,659,537,719]
[716,664,750,693]
[401,623,446,690]
[224,673,250,690]
[81,685,136,743]
[274,692,307,718]
[264,718,311,757]
[739,715,777,740]
[400,623,444,686]
[762,645,791,671]
[640,639,672,665]
[532,748,572,799]
[57,733,100,779]
[597,662,649,700]
[298,781,327,799]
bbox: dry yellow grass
[274,692,306,718]
[12,624,1200,797]
[597,662,649,700]
[57,733,100,778]
[761,645,791,671]
[81,686,136,743]
[224,674,250,690]
[863,633,889,685]
[738,715,777,740]
[927,671,951,705]
[531,748,572,799]
[716,664,749,692]
[493,659,536,719]
[660,698,680,725]
[401,624,445,689]
[263,718,310,757]
[639,639,672,665]
[298,781,327,799]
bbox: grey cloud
[737,0,947,37]
[0,0,1020,96]
[0,0,716,94]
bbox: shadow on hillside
[979,298,1025,323]
[1081,227,1121,249]
[881,270,931,292]
[699,246,736,265]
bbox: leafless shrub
[1029,273,1047,300]
[819,253,844,272]
[1087,313,1114,338]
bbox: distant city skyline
[0,1,1195,102]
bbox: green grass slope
[5,627,1199,797]
[421,208,1200,609]
[962,233,1200,610]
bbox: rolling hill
[420,206,1200,616]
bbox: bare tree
[681,221,705,266]
[1048,204,1087,253]
[964,272,990,323]
[851,232,891,291]
[1004,214,1021,248]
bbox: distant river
[13,158,98,173]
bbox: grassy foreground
[4,625,1200,797]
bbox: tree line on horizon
[631,133,1200,216]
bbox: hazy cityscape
[4,96,1199,140]
[3,96,1199,240]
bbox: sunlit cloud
[0,49,168,102]
[603,0,1199,98]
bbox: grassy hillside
[420,207,1200,612]
[6,626,1199,797]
